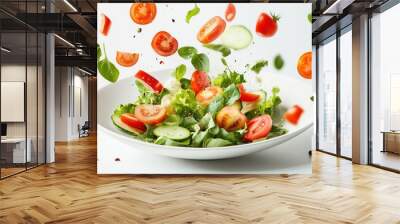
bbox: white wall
[54,67,89,141]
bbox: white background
[97,3,312,174]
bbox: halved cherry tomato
[191,70,210,94]
[151,31,178,56]
[135,104,167,125]
[216,106,247,132]
[130,3,157,25]
[116,51,139,67]
[99,14,111,36]
[284,105,304,125]
[135,70,164,93]
[197,16,226,44]
[196,86,223,106]
[237,84,260,102]
[225,3,236,22]
[297,52,312,79]
[256,12,279,37]
[120,113,146,133]
[244,115,272,141]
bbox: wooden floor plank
[0,135,400,223]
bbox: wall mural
[97,3,313,174]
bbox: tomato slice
[216,106,247,132]
[197,16,226,44]
[116,51,139,67]
[196,86,223,106]
[135,105,167,125]
[256,12,279,37]
[120,113,146,132]
[135,70,164,93]
[130,3,157,25]
[191,71,211,94]
[238,84,260,102]
[243,115,272,141]
[297,52,312,79]
[99,14,111,36]
[225,3,236,22]
[284,105,304,125]
[151,31,178,56]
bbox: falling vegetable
[256,12,279,37]
[186,4,200,23]
[97,44,120,83]
[130,3,157,25]
[250,60,268,74]
[203,44,231,57]
[225,3,236,22]
[273,54,284,70]
[297,52,312,79]
[197,16,226,44]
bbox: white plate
[98,69,313,160]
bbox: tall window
[318,37,337,154]
[370,3,400,171]
[340,28,352,158]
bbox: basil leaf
[273,55,284,70]
[186,4,200,24]
[191,53,209,72]
[178,46,197,59]
[98,59,119,83]
[98,44,120,83]
[251,60,268,74]
[307,13,312,23]
[223,84,240,105]
[97,44,101,60]
[180,78,191,89]
[207,95,224,116]
[203,44,231,57]
[174,64,186,81]
[221,58,228,67]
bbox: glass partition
[317,36,337,154]
[370,3,400,171]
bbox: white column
[352,14,369,164]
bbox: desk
[381,131,400,154]
[1,138,31,163]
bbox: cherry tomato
[135,70,164,93]
[99,14,111,36]
[120,113,146,133]
[135,104,167,125]
[197,16,226,44]
[191,71,211,94]
[237,84,260,102]
[297,52,312,79]
[196,86,223,106]
[130,3,157,25]
[225,3,236,22]
[116,51,139,67]
[216,106,247,132]
[284,105,304,125]
[151,31,178,56]
[243,115,272,141]
[256,12,279,37]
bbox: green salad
[111,58,298,148]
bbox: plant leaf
[273,55,284,70]
[203,44,231,57]
[174,64,186,81]
[178,46,198,59]
[97,44,101,60]
[186,4,200,23]
[250,60,268,74]
[191,53,209,72]
[98,59,119,83]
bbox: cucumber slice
[153,125,190,140]
[111,115,144,136]
[221,25,253,50]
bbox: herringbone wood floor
[1,135,400,224]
